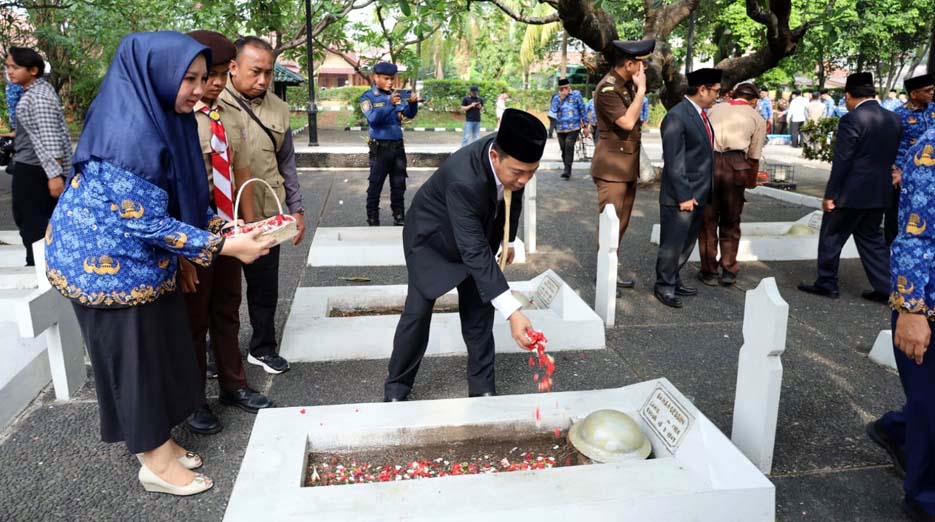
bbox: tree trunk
[928,23,935,74]
[560,31,568,78]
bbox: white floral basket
[223,178,298,245]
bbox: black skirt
[72,291,203,454]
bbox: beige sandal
[135,451,203,470]
[138,463,213,496]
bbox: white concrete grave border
[650,210,859,262]
[731,277,788,474]
[224,379,775,522]
[307,177,537,267]
[279,269,605,362]
[594,204,619,327]
[869,330,896,370]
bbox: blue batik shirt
[894,102,935,172]
[757,97,773,123]
[549,90,587,133]
[882,98,903,112]
[585,98,597,126]
[890,126,935,321]
[4,81,23,130]
[640,96,650,122]
[46,160,225,308]
[360,86,419,141]
[835,98,849,117]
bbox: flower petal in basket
[224,177,299,246]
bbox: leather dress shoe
[469,391,497,398]
[697,272,719,287]
[903,502,935,522]
[219,387,274,414]
[866,420,906,478]
[675,285,697,297]
[797,282,840,299]
[384,396,408,402]
[654,289,683,308]
[616,277,635,289]
[187,405,222,435]
[861,290,889,304]
[719,271,737,286]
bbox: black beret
[186,30,236,66]
[496,109,547,164]
[373,62,398,75]
[470,85,479,92]
[845,72,873,91]
[905,74,934,93]
[557,78,570,87]
[686,68,722,87]
[612,39,655,60]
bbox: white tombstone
[523,175,537,253]
[595,204,619,327]
[869,330,896,370]
[731,277,788,474]
[28,240,85,400]
[639,144,655,183]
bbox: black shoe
[675,285,697,297]
[383,395,408,402]
[392,210,405,226]
[866,420,906,478]
[206,362,218,380]
[902,502,935,522]
[247,353,290,374]
[797,282,840,299]
[367,210,380,226]
[616,277,635,289]
[187,405,222,435]
[560,172,571,179]
[654,289,683,308]
[469,391,497,398]
[861,290,889,304]
[697,272,719,287]
[219,387,274,414]
[719,271,737,286]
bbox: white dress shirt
[487,146,522,320]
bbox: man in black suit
[654,68,723,308]
[798,72,901,302]
[384,109,546,401]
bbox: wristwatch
[293,208,305,216]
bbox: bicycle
[575,129,595,161]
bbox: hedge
[801,117,839,163]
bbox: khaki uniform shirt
[591,69,642,183]
[218,87,292,219]
[708,102,767,160]
[807,100,826,122]
[194,100,249,210]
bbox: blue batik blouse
[890,126,935,320]
[549,91,587,133]
[46,159,225,308]
[894,102,935,172]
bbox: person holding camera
[461,85,483,147]
[360,62,419,226]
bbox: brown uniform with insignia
[591,69,642,244]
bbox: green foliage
[315,86,370,105]
[421,79,509,111]
[801,117,840,163]
[647,102,667,128]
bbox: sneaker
[247,353,290,374]
[206,362,218,380]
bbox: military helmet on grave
[568,409,651,463]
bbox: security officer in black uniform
[360,62,420,226]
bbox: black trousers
[789,121,803,147]
[11,162,56,266]
[242,244,281,358]
[557,130,579,177]
[547,117,557,139]
[884,187,900,245]
[366,140,407,214]
[385,277,496,399]
[655,204,705,294]
[813,208,889,294]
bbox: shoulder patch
[361,99,372,113]
[606,75,616,85]
[601,86,615,93]
[373,102,385,108]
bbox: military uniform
[590,50,649,248]
[360,62,419,226]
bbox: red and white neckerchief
[199,105,234,221]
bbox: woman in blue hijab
[45,32,273,496]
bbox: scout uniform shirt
[218,87,291,219]
[194,100,249,210]
[591,69,641,182]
